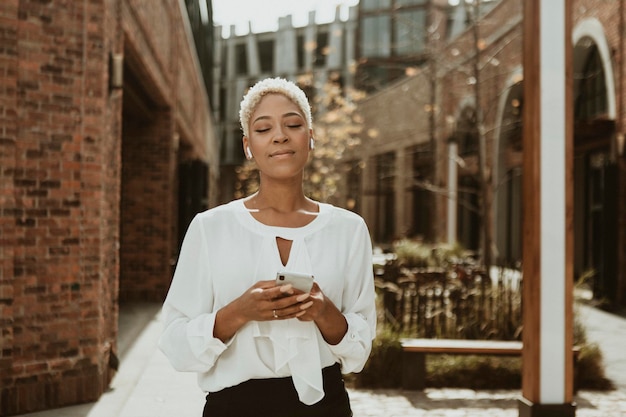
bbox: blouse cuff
[186,313,230,361]
[327,313,373,373]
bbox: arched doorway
[573,34,618,301]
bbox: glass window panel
[361,15,391,57]
[411,145,434,241]
[575,42,608,120]
[315,32,329,67]
[375,152,395,242]
[235,43,247,75]
[395,9,426,55]
[396,0,427,6]
[297,34,305,69]
[258,40,274,73]
[362,0,391,11]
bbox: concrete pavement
[576,303,626,391]
[16,302,626,417]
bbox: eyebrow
[252,112,304,124]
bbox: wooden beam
[522,0,542,403]
[521,1,575,415]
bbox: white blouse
[158,199,377,405]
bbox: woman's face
[243,93,312,181]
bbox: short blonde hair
[239,77,312,137]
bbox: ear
[242,137,252,159]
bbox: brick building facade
[350,0,626,306]
[0,0,218,414]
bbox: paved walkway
[576,303,626,391]
[17,302,626,417]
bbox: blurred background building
[350,0,625,311]
[213,5,358,203]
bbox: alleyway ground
[17,302,626,417]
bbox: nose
[273,129,288,143]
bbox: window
[297,34,305,69]
[579,151,618,299]
[395,9,426,55]
[575,41,608,120]
[361,15,391,58]
[411,145,434,241]
[500,82,523,151]
[258,40,274,73]
[375,152,396,242]
[315,31,329,67]
[218,87,226,121]
[496,82,523,266]
[361,0,391,11]
[220,44,227,77]
[396,0,426,5]
[235,43,247,75]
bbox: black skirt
[202,363,352,417]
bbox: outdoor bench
[400,338,581,390]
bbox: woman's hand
[238,280,314,322]
[295,283,348,345]
[213,280,313,342]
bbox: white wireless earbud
[246,147,253,159]
[309,138,315,150]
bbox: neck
[248,177,312,213]
[252,191,307,213]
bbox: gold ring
[273,309,278,319]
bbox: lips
[270,149,295,157]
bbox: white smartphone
[275,271,314,293]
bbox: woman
[159,77,376,417]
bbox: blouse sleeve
[158,214,228,372]
[327,218,377,373]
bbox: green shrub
[392,239,466,269]
[573,304,613,390]
[393,239,433,268]
[350,324,403,388]
[351,322,613,390]
[575,343,614,391]
[426,355,521,389]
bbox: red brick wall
[0,0,20,410]
[0,0,216,414]
[119,110,176,301]
[0,0,120,414]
